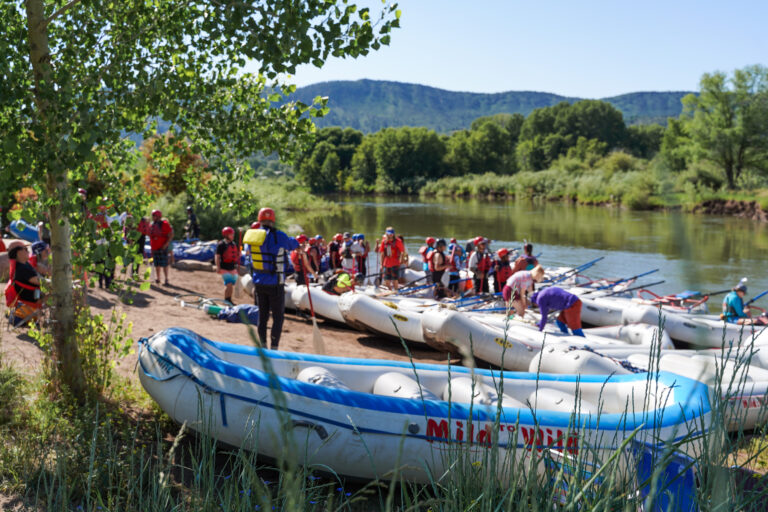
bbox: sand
[0,264,457,382]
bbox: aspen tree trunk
[26,0,85,398]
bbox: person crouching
[530,286,584,337]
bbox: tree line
[294,65,768,193]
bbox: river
[299,196,767,305]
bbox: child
[216,226,239,303]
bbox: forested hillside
[291,80,691,132]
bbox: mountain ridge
[290,79,693,132]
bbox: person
[419,237,436,282]
[328,233,342,271]
[216,226,239,304]
[492,248,514,294]
[354,234,370,277]
[722,281,757,325]
[29,241,51,277]
[379,227,405,290]
[340,236,362,275]
[322,270,355,295]
[503,265,546,317]
[131,215,150,277]
[184,206,200,241]
[149,209,173,285]
[446,242,465,295]
[511,242,538,274]
[530,286,585,336]
[244,207,299,350]
[307,237,321,275]
[468,237,492,294]
[290,234,315,286]
[430,239,452,299]
[4,242,42,327]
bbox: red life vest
[221,241,239,264]
[475,251,492,273]
[290,249,302,272]
[495,261,513,285]
[4,260,38,308]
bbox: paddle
[544,256,605,285]
[579,268,659,296]
[602,280,665,297]
[397,274,429,292]
[301,267,326,355]
[746,289,768,306]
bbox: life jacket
[290,249,302,272]
[419,246,434,272]
[381,239,398,258]
[308,246,320,271]
[4,260,39,309]
[221,241,239,264]
[475,251,492,273]
[244,228,285,280]
[495,261,513,285]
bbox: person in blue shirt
[722,281,756,324]
[243,207,299,349]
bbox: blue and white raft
[138,327,711,484]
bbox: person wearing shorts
[379,227,404,291]
[216,226,239,303]
[502,265,545,317]
[149,209,173,285]
[530,286,584,336]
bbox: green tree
[681,65,768,189]
[625,124,665,160]
[347,135,378,192]
[1,0,399,397]
[373,127,446,192]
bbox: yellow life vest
[243,228,268,271]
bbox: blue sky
[274,0,768,98]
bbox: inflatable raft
[532,345,768,431]
[338,293,428,344]
[624,305,768,348]
[138,328,711,484]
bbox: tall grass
[3,318,768,510]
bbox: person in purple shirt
[530,286,585,337]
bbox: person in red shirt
[149,209,174,285]
[378,227,405,291]
[216,227,239,304]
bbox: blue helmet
[352,234,359,241]
[357,233,365,241]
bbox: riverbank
[417,171,768,220]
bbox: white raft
[531,345,768,431]
[138,327,711,484]
[291,284,345,324]
[337,293,427,344]
[623,305,768,348]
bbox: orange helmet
[258,207,275,223]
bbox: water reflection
[297,196,766,299]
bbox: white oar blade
[312,317,326,354]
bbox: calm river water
[300,196,767,303]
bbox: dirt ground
[0,263,458,384]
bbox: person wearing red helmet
[328,233,343,271]
[468,237,492,294]
[378,227,405,290]
[216,226,239,303]
[418,236,437,281]
[149,209,174,285]
[491,248,513,294]
[290,234,315,286]
[243,207,299,349]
